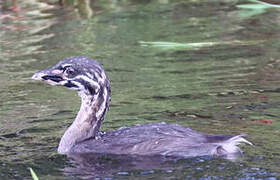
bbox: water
[1,0,280,179]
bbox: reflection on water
[62,153,267,179]
[1,0,280,179]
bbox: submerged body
[32,56,252,158]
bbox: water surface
[0,0,280,179]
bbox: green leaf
[247,0,280,8]
[139,41,217,50]
[236,0,280,18]
[236,4,270,9]
[29,168,39,180]
[139,40,263,51]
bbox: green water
[0,0,280,179]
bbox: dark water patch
[118,101,136,105]
[140,90,262,103]
[106,68,135,73]
[161,64,239,73]
[109,101,136,108]
[141,93,208,101]
[226,113,247,120]
[263,88,280,93]
[162,110,213,119]
[263,113,279,118]
[21,127,52,134]
[0,127,53,139]
[51,110,73,116]
[27,118,57,123]
[229,102,280,111]
[138,115,160,121]
[0,130,24,139]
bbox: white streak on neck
[96,87,107,119]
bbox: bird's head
[32,56,111,100]
[33,57,111,152]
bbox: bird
[32,56,252,159]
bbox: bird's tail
[215,134,253,157]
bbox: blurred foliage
[139,40,263,51]
[237,0,280,18]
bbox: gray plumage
[32,56,252,159]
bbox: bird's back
[71,122,251,158]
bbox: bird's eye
[64,67,75,76]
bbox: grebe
[32,56,252,158]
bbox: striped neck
[58,82,110,154]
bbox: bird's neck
[58,92,108,154]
